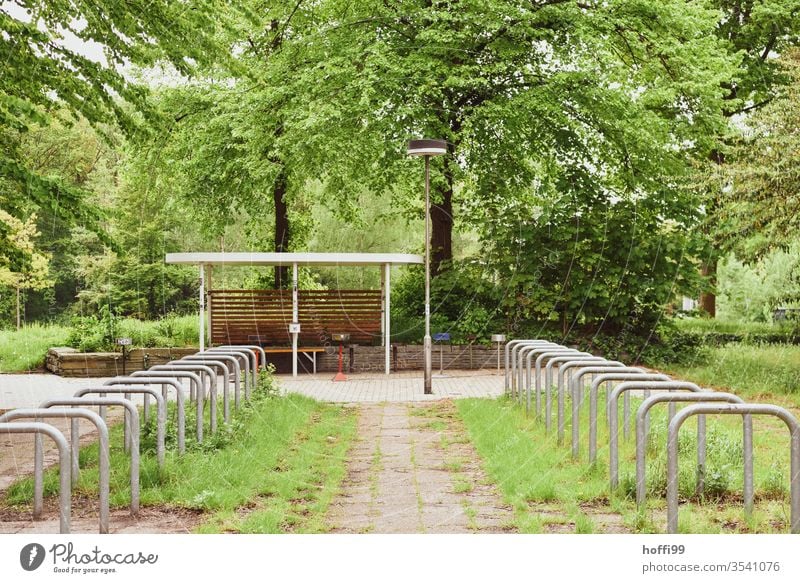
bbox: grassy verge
[456,395,795,534]
[0,323,70,372]
[654,343,800,408]
[115,315,198,349]
[672,318,790,336]
[0,315,198,373]
[1,387,357,533]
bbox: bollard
[636,392,750,508]
[587,372,670,464]
[608,381,702,490]
[667,403,800,534]
[0,423,71,533]
[0,408,109,533]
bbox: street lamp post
[408,138,447,394]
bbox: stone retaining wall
[46,347,199,377]
[47,344,502,377]
[301,344,500,374]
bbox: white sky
[2,1,108,65]
[1,0,187,86]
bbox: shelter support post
[292,262,298,377]
[199,263,205,352]
[384,263,391,375]
[206,265,212,348]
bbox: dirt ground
[0,409,125,493]
[0,409,203,534]
[0,494,204,534]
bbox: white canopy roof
[165,252,423,267]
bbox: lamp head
[407,138,447,156]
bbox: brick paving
[326,401,514,533]
[278,369,504,402]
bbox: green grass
[1,389,358,533]
[115,315,198,349]
[456,395,796,533]
[0,315,198,373]
[0,322,70,372]
[672,318,790,336]
[655,343,800,408]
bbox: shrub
[66,306,118,351]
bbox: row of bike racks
[504,339,800,533]
[0,344,267,534]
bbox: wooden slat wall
[209,289,382,346]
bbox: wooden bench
[260,346,326,374]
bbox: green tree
[10,113,120,322]
[73,148,201,319]
[716,247,800,322]
[0,210,52,329]
[697,0,800,316]
[288,0,734,276]
[1,0,235,252]
[130,1,323,288]
[715,51,800,261]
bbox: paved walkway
[326,401,514,533]
[279,370,504,402]
[0,374,115,410]
[0,370,503,409]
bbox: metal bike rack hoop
[667,403,799,534]
[131,370,202,441]
[157,362,218,434]
[0,422,71,533]
[179,356,233,422]
[636,392,750,508]
[567,366,653,459]
[105,377,184,454]
[0,408,109,533]
[554,358,621,442]
[587,372,670,464]
[607,381,701,490]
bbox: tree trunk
[430,157,454,275]
[16,286,20,330]
[699,260,717,317]
[273,166,290,289]
[699,149,724,318]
